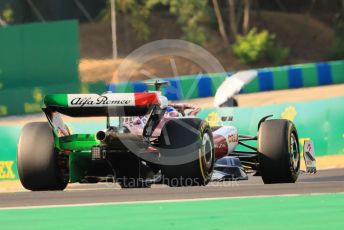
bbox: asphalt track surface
[0,168,343,208]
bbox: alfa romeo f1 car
[17,81,316,190]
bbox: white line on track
[0,192,342,211]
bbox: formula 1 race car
[17,81,316,190]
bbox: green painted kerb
[0,193,343,230]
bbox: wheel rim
[202,133,214,172]
[290,133,300,171]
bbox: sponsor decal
[303,140,316,172]
[299,137,311,156]
[306,142,312,153]
[205,112,221,126]
[215,142,227,149]
[0,161,15,179]
[281,106,297,122]
[68,94,134,107]
[213,134,228,158]
[228,133,238,143]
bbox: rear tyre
[258,119,300,184]
[159,118,215,187]
[17,122,68,191]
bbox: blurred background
[1,0,344,83]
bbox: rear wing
[43,92,168,117]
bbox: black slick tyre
[258,119,300,184]
[17,122,68,191]
[159,118,215,186]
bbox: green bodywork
[44,94,69,107]
[44,94,104,183]
[59,134,99,151]
[58,134,101,183]
[69,151,93,183]
[59,134,100,182]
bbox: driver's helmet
[165,106,179,117]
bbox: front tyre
[17,122,68,191]
[258,119,300,184]
[159,118,215,186]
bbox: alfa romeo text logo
[70,96,131,107]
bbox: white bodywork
[213,126,239,156]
